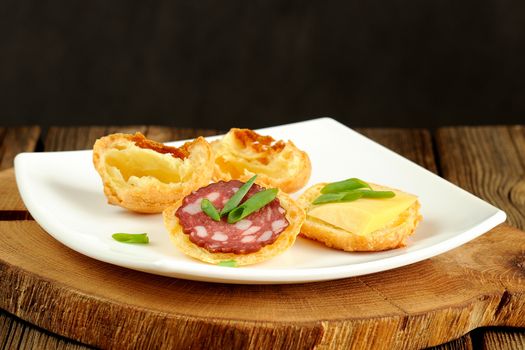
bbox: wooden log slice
[0,219,524,349]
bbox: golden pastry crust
[163,189,305,266]
[211,128,311,193]
[93,133,213,213]
[297,183,422,251]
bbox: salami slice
[175,180,289,254]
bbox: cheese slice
[307,186,417,236]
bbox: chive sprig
[320,178,372,194]
[201,199,221,221]
[112,233,149,244]
[313,178,395,205]
[220,175,257,216]
[199,175,279,223]
[227,188,278,223]
[217,259,238,267]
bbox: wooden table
[1,125,524,349]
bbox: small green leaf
[112,233,149,244]
[227,188,278,224]
[217,259,238,267]
[201,198,221,221]
[320,178,371,194]
[313,186,396,205]
[313,191,364,205]
[220,175,257,216]
[341,191,365,202]
[312,192,346,204]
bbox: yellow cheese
[307,186,417,236]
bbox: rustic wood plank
[436,126,525,230]
[436,125,525,350]
[481,328,525,349]
[0,127,40,218]
[0,169,29,214]
[358,128,438,173]
[0,309,91,350]
[44,126,148,151]
[0,126,41,171]
[145,126,223,142]
[44,126,222,151]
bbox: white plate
[14,118,506,284]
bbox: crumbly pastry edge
[210,130,312,193]
[297,183,422,252]
[162,189,305,266]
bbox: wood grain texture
[358,128,438,174]
[436,126,525,230]
[0,168,29,215]
[427,335,473,350]
[0,127,40,217]
[436,125,525,350]
[481,328,525,349]
[0,126,40,171]
[1,221,524,349]
[44,126,221,151]
[0,310,90,350]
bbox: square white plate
[14,118,506,284]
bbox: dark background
[1,1,524,129]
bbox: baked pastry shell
[163,189,305,266]
[211,129,311,193]
[93,133,213,213]
[297,183,422,251]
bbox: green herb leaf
[320,178,372,194]
[354,189,396,199]
[227,188,278,224]
[217,259,238,267]
[312,192,346,204]
[201,198,221,221]
[341,191,365,202]
[220,175,257,216]
[112,233,149,244]
[313,191,364,204]
[313,187,397,205]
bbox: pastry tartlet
[211,128,311,193]
[93,132,213,213]
[297,182,422,251]
[163,181,305,266]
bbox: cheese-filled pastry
[93,132,213,213]
[297,178,422,251]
